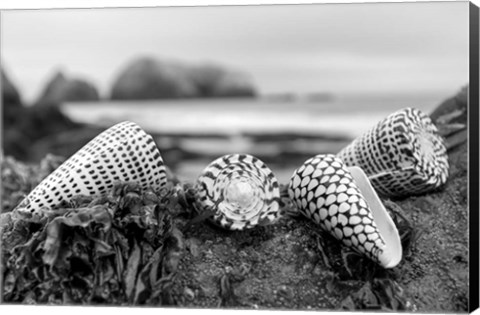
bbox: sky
[1,1,470,103]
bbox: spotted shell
[14,121,167,215]
[195,153,281,230]
[288,154,402,268]
[337,107,449,197]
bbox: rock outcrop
[110,57,256,100]
[2,69,22,106]
[430,85,467,124]
[1,68,80,161]
[110,58,198,100]
[188,64,257,98]
[2,69,28,158]
[35,71,100,106]
[430,85,468,151]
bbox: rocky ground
[0,138,469,312]
[0,86,470,312]
[162,139,470,312]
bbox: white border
[0,0,477,315]
[0,0,474,10]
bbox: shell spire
[195,153,281,230]
[288,154,402,269]
[14,121,167,216]
[336,107,449,197]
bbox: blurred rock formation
[430,85,468,124]
[2,69,80,161]
[429,85,468,151]
[2,70,22,106]
[110,57,257,100]
[35,71,100,106]
[188,64,257,98]
[110,57,197,100]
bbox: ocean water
[61,94,442,138]
[60,95,444,182]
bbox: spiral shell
[288,154,402,268]
[14,121,167,215]
[195,153,281,230]
[337,107,449,197]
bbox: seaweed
[1,181,183,305]
[0,141,470,312]
[1,154,65,214]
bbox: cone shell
[14,121,167,215]
[336,107,449,197]
[195,153,281,230]
[288,154,402,268]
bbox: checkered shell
[337,107,449,197]
[288,154,388,266]
[195,153,281,230]
[14,121,167,215]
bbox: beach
[59,94,443,183]
[0,2,471,311]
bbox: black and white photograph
[0,0,476,313]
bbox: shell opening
[215,166,264,222]
[417,130,436,164]
[224,178,256,210]
[196,153,281,230]
[348,166,402,268]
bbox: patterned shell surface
[15,121,167,215]
[195,153,281,230]
[337,107,449,197]
[288,154,387,265]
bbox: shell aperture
[14,121,167,215]
[336,107,449,197]
[195,153,281,230]
[288,154,402,269]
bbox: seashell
[14,121,167,216]
[288,154,402,268]
[195,153,281,230]
[336,107,449,197]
